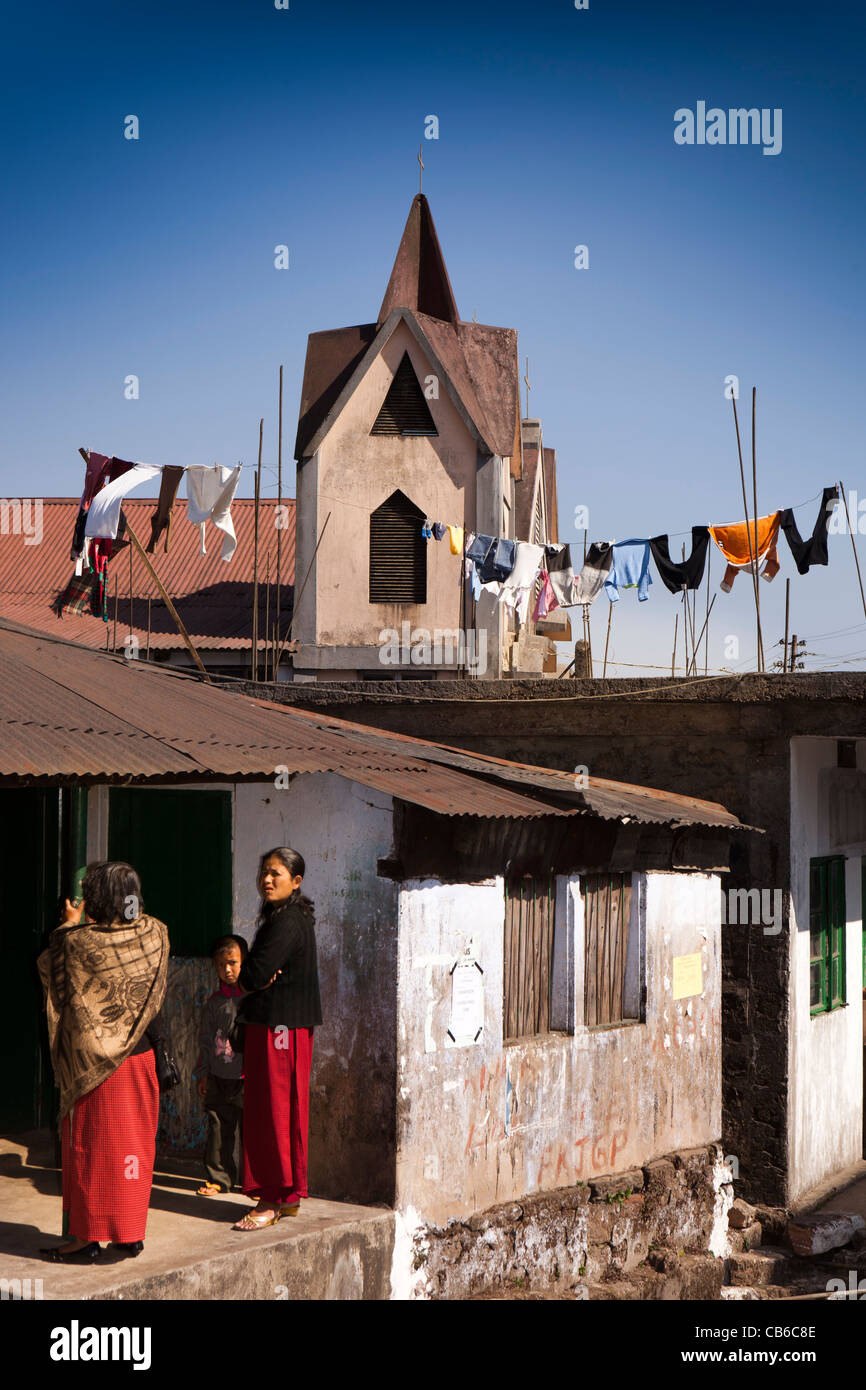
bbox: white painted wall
[395,870,722,1225]
[789,738,864,1200]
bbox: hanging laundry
[69,506,88,562]
[186,464,242,562]
[85,462,160,541]
[420,519,433,540]
[146,465,185,554]
[466,556,482,601]
[502,542,545,623]
[572,542,613,606]
[72,454,133,558]
[478,537,516,584]
[649,526,711,593]
[447,525,464,555]
[53,572,95,618]
[604,540,653,602]
[466,533,495,567]
[89,539,116,621]
[73,537,90,578]
[779,487,839,575]
[79,451,112,510]
[431,522,447,541]
[545,543,577,608]
[708,513,780,593]
[531,570,559,623]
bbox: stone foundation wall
[404,1144,732,1300]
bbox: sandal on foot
[233,1205,280,1231]
[278,1203,300,1218]
[197,1183,224,1196]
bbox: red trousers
[242,1024,313,1204]
[62,1050,159,1243]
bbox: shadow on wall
[158,958,212,1157]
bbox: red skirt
[62,1050,159,1244]
[242,1024,313,1204]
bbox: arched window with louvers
[369,490,427,604]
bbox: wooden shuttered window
[504,872,555,1041]
[371,352,438,436]
[810,856,846,1015]
[369,490,427,603]
[582,872,635,1028]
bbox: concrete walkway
[0,1133,394,1300]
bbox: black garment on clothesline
[649,526,711,593]
[779,486,839,575]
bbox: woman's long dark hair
[257,847,314,919]
[81,861,143,926]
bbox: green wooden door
[108,789,233,956]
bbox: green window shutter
[108,789,232,957]
[809,856,846,1016]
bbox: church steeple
[377,194,460,327]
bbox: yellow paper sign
[672,952,703,1000]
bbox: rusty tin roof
[0,618,749,831]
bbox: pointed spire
[378,194,460,326]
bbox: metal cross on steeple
[418,144,424,194]
[523,357,531,418]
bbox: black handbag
[151,1036,181,1092]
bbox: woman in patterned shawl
[37,861,169,1263]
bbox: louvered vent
[369,490,427,603]
[371,353,438,436]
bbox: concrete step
[1,1135,394,1301]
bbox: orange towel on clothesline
[708,512,781,593]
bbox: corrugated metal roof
[0,499,294,652]
[0,618,750,831]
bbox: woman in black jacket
[232,847,322,1230]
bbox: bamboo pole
[671,613,678,678]
[691,593,716,668]
[78,447,211,680]
[602,601,613,677]
[838,479,866,622]
[129,537,133,645]
[704,539,711,675]
[751,387,765,671]
[146,597,151,660]
[783,577,791,673]
[264,553,271,683]
[112,576,118,653]
[731,396,763,671]
[275,365,283,678]
[252,419,263,681]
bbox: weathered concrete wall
[394,1146,731,1300]
[264,675,866,1205]
[233,775,399,1205]
[143,775,399,1205]
[789,738,864,1201]
[395,872,721,1228]
[158,958,213,1156]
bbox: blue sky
[2,0,864,673]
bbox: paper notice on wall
[447,955,484,1045]
[672,952,703,1000]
